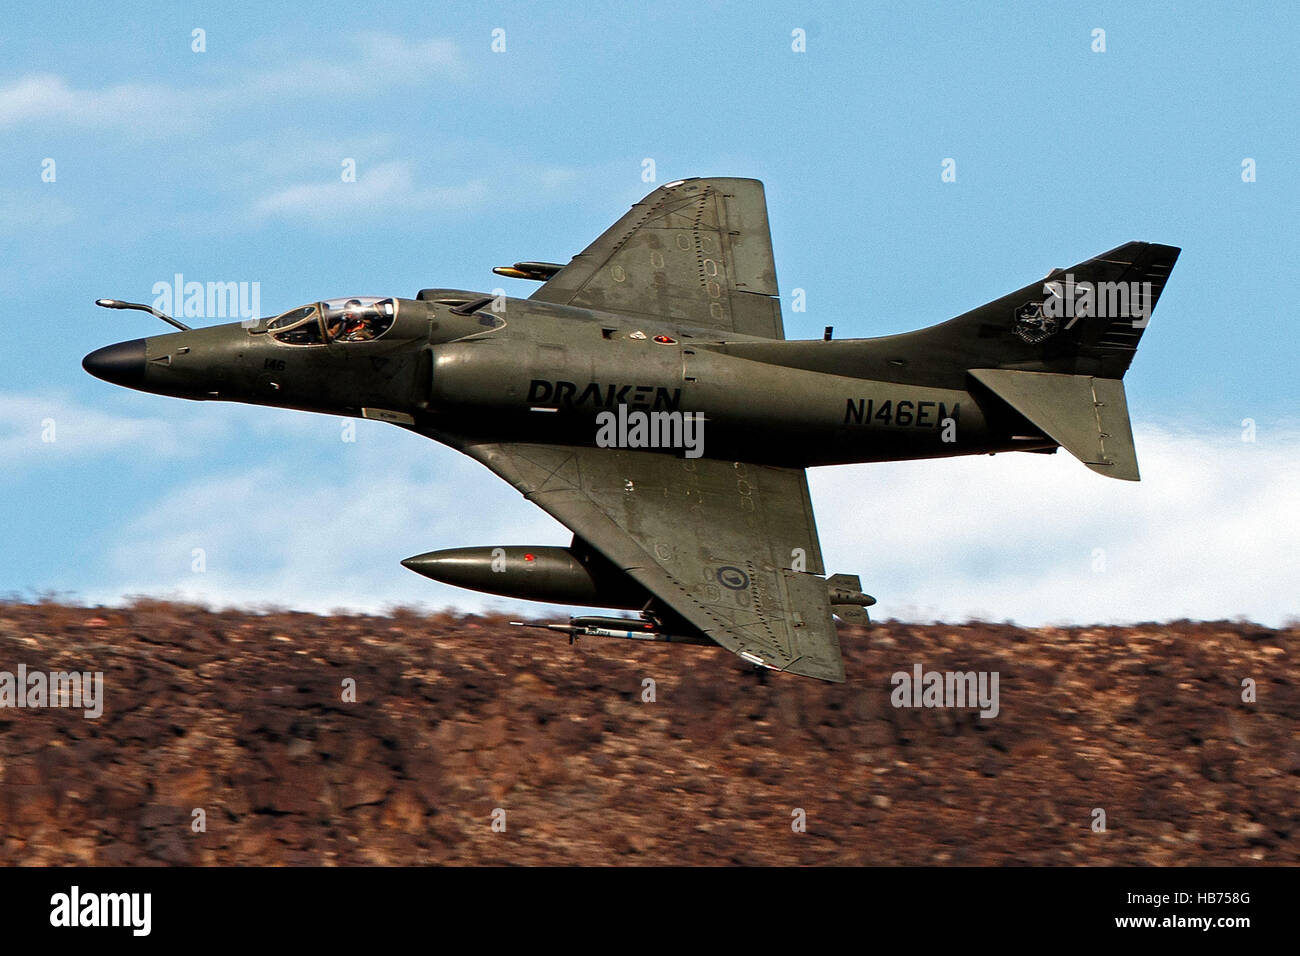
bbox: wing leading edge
[455,441,845,681]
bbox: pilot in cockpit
[324,311,345,340]
[340,299,375,341]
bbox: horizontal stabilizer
[970,368,1139,481]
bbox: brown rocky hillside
[0,600,1294,865]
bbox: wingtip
[782,657,847,683]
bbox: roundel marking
[716,566,750,590]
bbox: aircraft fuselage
[87,295,1047,468]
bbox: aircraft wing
[455,441,845,681]
[529,178,786,339]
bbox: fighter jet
[84,178,1179,682]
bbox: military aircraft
[84,178,1179,682]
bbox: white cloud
[252,161,490,221]
[228,131,399,180]
[83,421,1299,627]
[0,191,78,231]
[0,34,464,131]
[93,426,571,616]
[239,33,464,98]
[533,166,581,191]
[0,73,192,131]
[0,392,343,469]
[811,423,1299,627]
[0,392,212,464]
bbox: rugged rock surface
[0,600,1294,865]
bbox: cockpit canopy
[267,297,397,345]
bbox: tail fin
[922,242,1179,481]
[914,241,1181,379]
[728,242,1179,481]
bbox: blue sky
[3,2,1297,623]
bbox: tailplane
[970,369,1140,480]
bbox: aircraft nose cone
[82,338,146,387]
[401,553,442,578]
